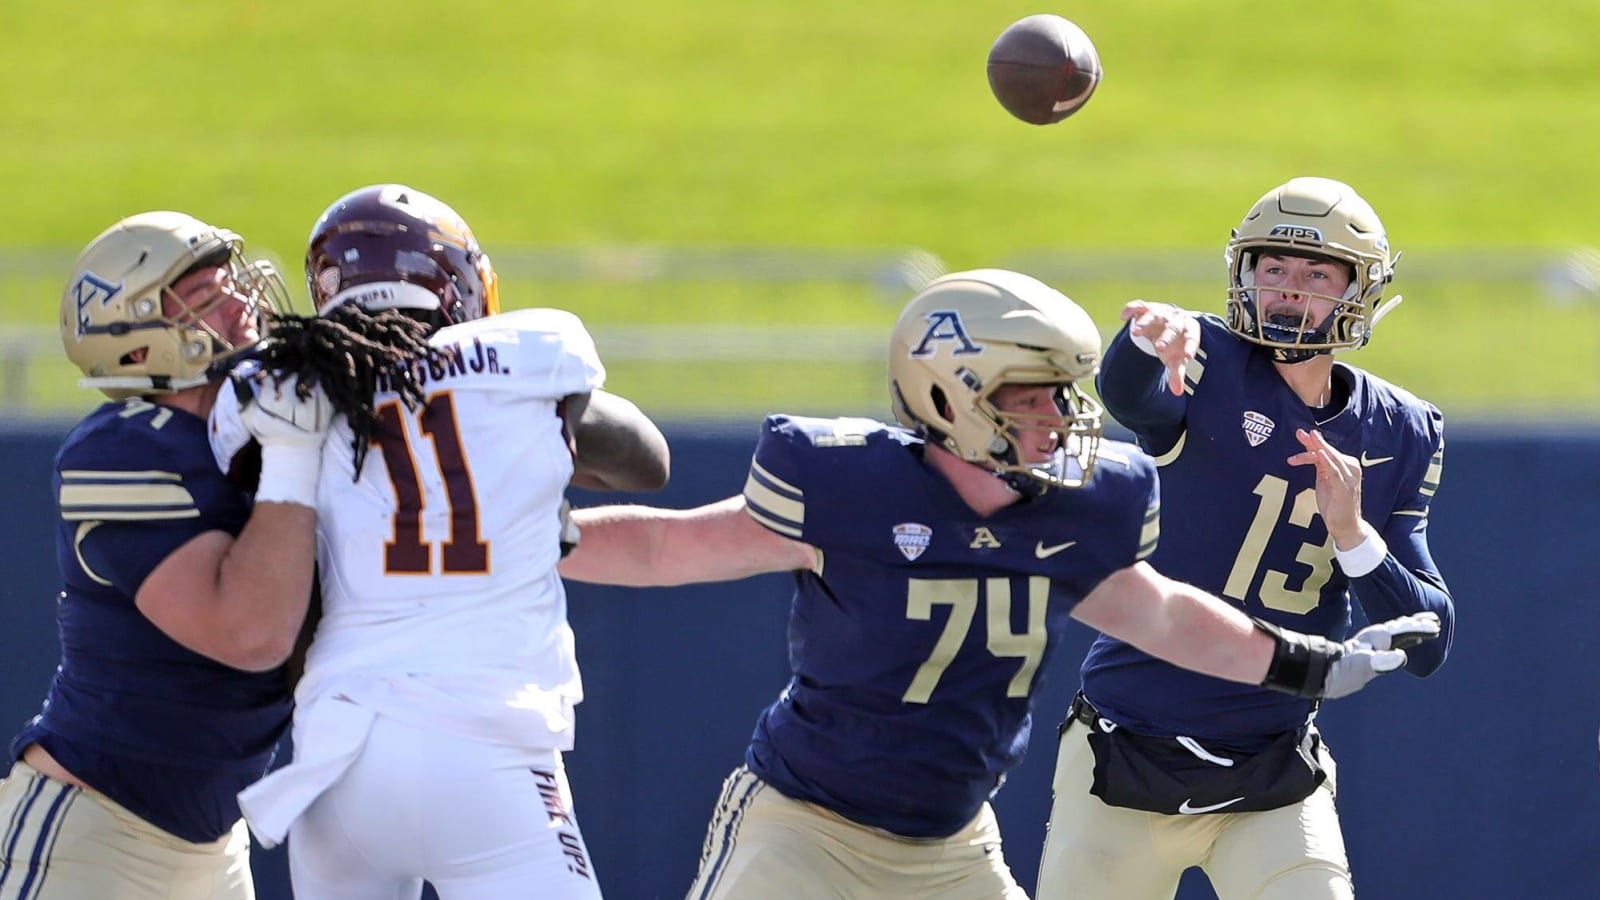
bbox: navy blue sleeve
[1096,323,1188,452]
[57,405,252,600]
[75,519,214,598]
[742,415,810,543]
[1348,531,1453,677]
[1349,410,1453,675]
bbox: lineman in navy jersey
[1038,178,1455,900]
[560,269,1437,900]
[0,212,333,899]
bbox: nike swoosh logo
[1035,540,1077,558]
[1178,797,1244,815]
[1359,452,1394,467]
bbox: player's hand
[1321,612,1441,699]
[1287,428,1364,548]
[232,367,334,451]
[1349,612,1441,652]
[229,365,333,508]
[1121,300,1199,396]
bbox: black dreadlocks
[254,303,440,477]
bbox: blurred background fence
[5,244,1598,418]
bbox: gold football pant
[689,765,1027,900]
[0,761,253,900]
[1035,719,1352,900]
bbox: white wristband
[1334,527,1388,578]
[254,443,323,508]
[1128,327,1159,356]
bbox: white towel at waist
[237,693,378,849]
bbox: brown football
[986,14,1103,125]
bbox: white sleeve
[208,380,256,475]
[501,308,606,398]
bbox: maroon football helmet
[305,184,499,328]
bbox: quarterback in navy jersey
[561,268,1437,900]
[0,212,333,900]
[1038,178,1455,900]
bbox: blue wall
[3,420,1598,899]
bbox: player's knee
[1255,862,1353,900]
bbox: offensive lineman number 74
[902,577,1049,703]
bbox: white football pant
[288,715,600,900]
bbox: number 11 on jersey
[369,392,490,575]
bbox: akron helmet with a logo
[305,184,499,330]
[59,211,291,400]
[1224,176,1402,363]
[889,268,1104,491]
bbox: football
[985,14,1103,125]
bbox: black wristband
[1254,618,1342,699]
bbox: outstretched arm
[565,390,671,492]
[1072,562,1439,699]
[1095,302,1197,449]
[1073,563,1272,684]
[559,495,818,586]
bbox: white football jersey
[217,307,605,752]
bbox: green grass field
[2,1,1597,418]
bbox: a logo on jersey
[1268,224,1323,242]
[893,522,933,561]
[70,271,123,337]
[969,527,1002,550]
[910,310,983,358]
[1035,540,1076,558]
[1178,796,1244,815]
[1242,411,1275,447]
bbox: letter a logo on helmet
[887,269,1106,493]
[69,271,123,338]
[910,310,984,357]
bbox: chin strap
[997,469,1047,498]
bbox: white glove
[1348,612,1441,652]
[1321,612,1441,700]
[231,367,334,507]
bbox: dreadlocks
[254,303,440,477]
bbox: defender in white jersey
[215,185,669,900]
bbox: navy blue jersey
[8,398,292,843]
[1084,315,1448,746]
[740,415,1158,838]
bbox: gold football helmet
[889,268,1104,490]
[1224,177,1401,362]
[60,211,291,400]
